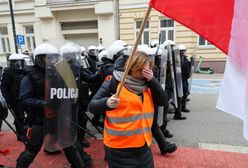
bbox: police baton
[64,115,97,139]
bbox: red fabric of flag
[149,0,234,54]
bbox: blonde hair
[125,51,151,74]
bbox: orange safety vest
[104,84,154,149]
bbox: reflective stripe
[106,112,154,124]
[105,126,151,136]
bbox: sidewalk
[1,131,248,168]
[193,73,223,80]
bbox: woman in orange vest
[89,51,167,168]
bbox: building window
[135,21,149,45]
[198,36,213,47]
[160,19,175,43]
[0,27,10,53]
[24,25,36,51]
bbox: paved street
[165,73,248,153]
[2,73,248,154]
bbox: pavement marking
[191,79,222,94]
[192,85,220,89]
[199,143,248,154]
[192,79,223,81]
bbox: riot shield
[167,45,178,108]
[81,55,90,69]
[188,55,195,93]
[161,48,168,85]
[172,47,183,98]
[43,42,81,152]
[152,47,167,85]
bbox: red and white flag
[149,0,248,140]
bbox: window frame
[24,25,36,51]
[135,20,150,45]
[0,26,11,53]
[197,36,214,48]
[159,19,175,43]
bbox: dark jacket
[99,63,114,82]
[180,54,191,94]
[0,68,24,105]
[80,68,100,83]
[180,55,191,80]
[89,53,167,114]
[89,76,167,115]
[19,66,45,124]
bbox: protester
[89,51,167,168]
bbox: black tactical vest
[24,66,45,124]
[3,68,24,101]
[24,66,45,99]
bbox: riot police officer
[0,53,26,140]
[87,45,99,74]
[149,40,159,48]
[97,50,114,82]
[16,43,89,168]
[179,44,191,112]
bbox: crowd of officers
[0,39,192,168]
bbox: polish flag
[150,0,248,140]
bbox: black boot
[160,125,173,138]
[173,98,186,120]
[173,115,187,120]
[182,94,190,112]
[16,150,37,168]
[152,127,177,155]
[173,108,187,120]
[76,141,92,166]
[182,106,190,112]
[63,145,88,168]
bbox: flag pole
[116,6,152,97]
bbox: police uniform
[16,43,90,168]
[0,67,25,140]
[180,53,191,112]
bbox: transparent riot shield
[161,48,168,85]
[81,55,90,69]
[172,47,183,98]
[153,47,167,85]
[167,44,178,108]
[43,42,81,152]
[188,55,195,93]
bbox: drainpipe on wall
[8,0,18,53]
[115,0,120,40]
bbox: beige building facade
[119,0,227,73]
[1,0,227,72]
[0,0,118,66]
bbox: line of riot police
[0,38,193,167]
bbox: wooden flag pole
[116,6,152,97]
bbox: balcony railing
[47,0,110,5]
